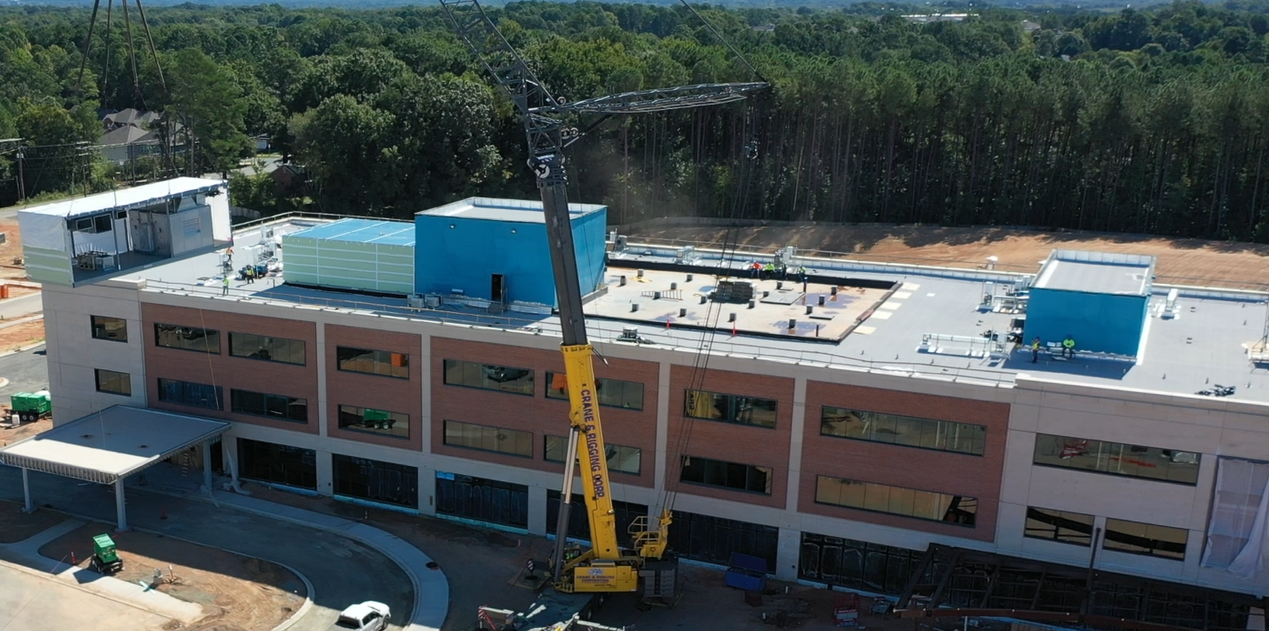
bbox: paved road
[0,562,173,631]
[0,468,414,631]
[0,344,48,405]
[0,294,42,320]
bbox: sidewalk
[0,518,206,624]
[134,463,449,631]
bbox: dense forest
[2,0,1269,240]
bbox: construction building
[10,178,1269,630]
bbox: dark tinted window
[155,323,220,353]
[230,332,305,365]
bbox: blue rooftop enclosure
[414,197,607,307]
[282,218,417,294]
[1023,250,1156,357]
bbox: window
[821,407,986,456]
[91,316,128,342]
[338,404,409,438]
[1103,518,1188,560]
[669,511,779,569]
[95,369,131,396]
[544,435,641,475]
[238,438,316,490]
[1033,433,1200,485]
[157,378,223,410]
[154,323,220,353]
[336,346,408,379]
[333,453,418,508]
[545,373,644,410]
[435,473,529,528]
[679,456,772,494]
[443,359,533,395]
[814,476,978,526]
[684,390,777,428]
[443,420,532,457]
[230,389,307,423]
[230,332,305,365]
[1025,507,1095,546]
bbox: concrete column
[775,526,802,582]
[115,479,128,532]
[224,435,240,483]
[202,439,213,491]
[316,449,333,496]
[785,377,807,513]
[420,332,432,455]
[21,468,33,513]
[316,322,328,438]
[417,466,436,517]
[528,485,548,536]
[653,361,671,497]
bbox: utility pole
[15,144,25,203]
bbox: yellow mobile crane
[438,0,766,603]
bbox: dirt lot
[0,218,28,281]
[243,483,912,631]
[625,223,1269,291]
[39,521,306,631]
[0,415,51,446]
[0,498,66,543]
[0,318,45,351]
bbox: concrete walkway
[0,519,206,624]
[0,464,444,631]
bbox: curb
[0,339,45,360]
[142,484,446,631]
[12,505,317,631]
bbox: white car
[332,601,391,631]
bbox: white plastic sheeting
[16,211,69,252]
[1202,457,1269,578]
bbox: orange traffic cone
[160,506,167,520]
[70,550,76,565]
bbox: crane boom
[439,0,767,595]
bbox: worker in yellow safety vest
[1030,337,1041,363]
[1062,335,1076,359]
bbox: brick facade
[430,337,658,488]
[325,324,424,451]
[801,382,1010,542]
[666,366,795,510]
[142,303,319,434]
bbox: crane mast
[439,0,766,595]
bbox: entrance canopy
[0,406,229,531]
[0,405,229,484]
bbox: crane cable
[659,99,761,521]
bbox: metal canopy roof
[17,177,225,219]
[0,405,229,484]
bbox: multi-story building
[17,179,1269,629]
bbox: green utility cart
[10,391,51,423]
[90,533,123,574]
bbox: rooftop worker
[750,261,761,277]
[221,275,230,296]
[762,262,775,280]
[1031,336,1041,363]
[1062,334,1076,359]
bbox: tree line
[1,0,1268,240]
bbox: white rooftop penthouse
[17,177,230,286]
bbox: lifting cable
[659,98,762,520]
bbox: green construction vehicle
[10,391,51,423]
[90,533,123,574]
